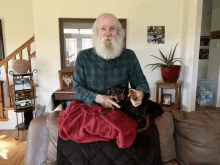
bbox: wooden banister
[0,35,35,67]
[0,35,36,121]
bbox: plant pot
[161,65,181,83]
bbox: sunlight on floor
[0,149,8,159]
[0,140,15,160]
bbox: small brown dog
[101,84,163,133]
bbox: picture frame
[162,94,172,106]
[14,96,33,109]
[58,69,74,89]
[200,36,210,46]
[199,49,209,59]
[13,77,31,91]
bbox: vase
[161,65,181,83]
[12,59,31,73]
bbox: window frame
[59,18,127,70]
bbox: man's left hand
[128,89,144,107]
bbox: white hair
[92,13,125,60]
[92,13,125,39]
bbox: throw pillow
[154,111,177,163]
[171,110,220,165]
[46,111,60,165]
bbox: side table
[156,80,183,111]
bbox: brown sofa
[24,110,220,165]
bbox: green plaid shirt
[73,48,150,105]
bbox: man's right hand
[94,94,121,110]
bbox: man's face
[97,15,117,45]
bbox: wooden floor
[0,130,27,165]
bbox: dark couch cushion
[171,110,220,165]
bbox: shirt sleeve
[72,52,98,105]
[129,50,151,99]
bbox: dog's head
[106,84,128,102]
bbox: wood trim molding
[59,18,127,70]
[211,30,220,39]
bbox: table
[156,80,183,111]
[52,89,77,109]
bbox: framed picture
[58,70,74,89]
[162,94,171,106]
[14,96,33,109]
[147,26,165,44]
[13,77,31,91]
[199,49,209,59]
[200,36,210,46]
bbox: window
[0,19,5,61]
[59,18,127,69]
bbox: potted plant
[145,43,183,83]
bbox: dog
[101,84,164,133]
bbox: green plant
[145,43,183,71]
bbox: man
[58,13,161,165]
[73,13,150,109]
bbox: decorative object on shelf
[11,59,31,73]
[13,77,31,91]
[14,96,33,110]
[34,104,46,117]
[162,94,171,106]
[58,70,74,89]
[145,43,183,83]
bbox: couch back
[155,110,220,165]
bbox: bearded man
[73,13,151,109]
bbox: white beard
[93,35,124,60]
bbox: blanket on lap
[58,100,137,148]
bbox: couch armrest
[24,114,50,165]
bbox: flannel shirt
[73,48,150,105]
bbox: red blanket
[58,100,137,148]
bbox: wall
[179,0,203,111]
[207,0,220,107]
[197,0,213,80]
[32,0,186,113]
[0,0,34,129]
[0,0,204,129]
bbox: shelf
[12,73,33,77]
[13,90,33,94]
[14,106,34,112]
[15,123,29,130]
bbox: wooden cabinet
[156,80,183,111]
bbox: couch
[24,109,220,165]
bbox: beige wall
[0,0,34,129]
[0,0,204,129]
[32,0,185,113]
[207,0,220,107]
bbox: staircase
[0,35,37,121]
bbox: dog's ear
[106,88,111,95]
